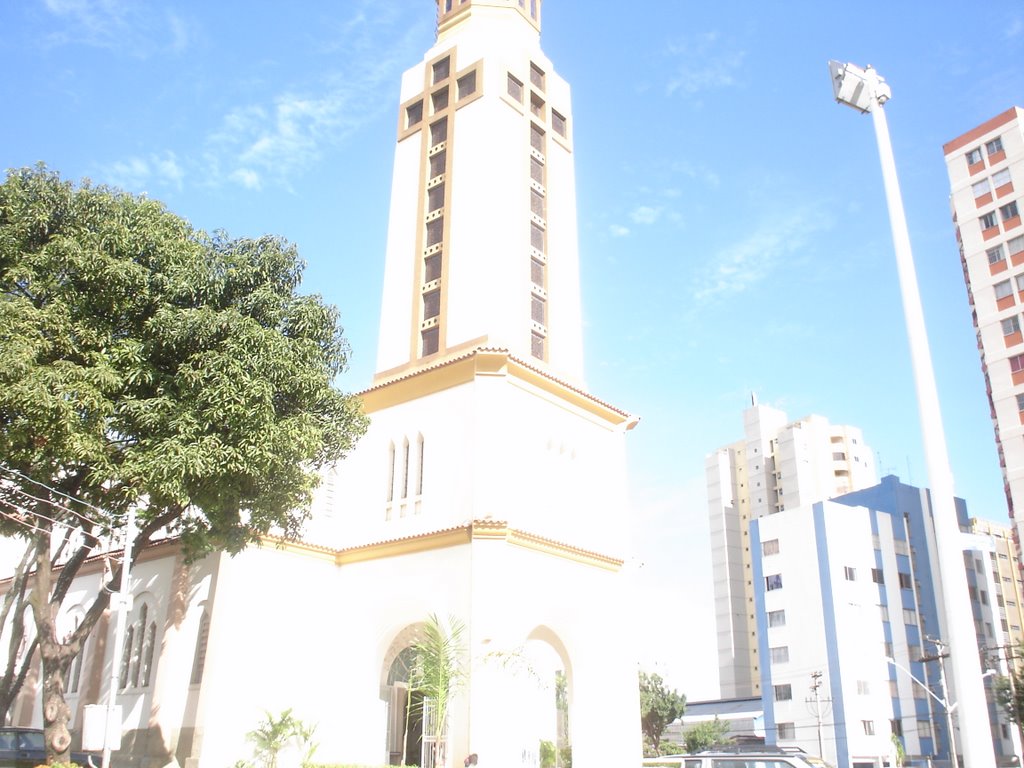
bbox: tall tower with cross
[313,1,643,764]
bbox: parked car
[643,752,820,768]
[0,727,98,768]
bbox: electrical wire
[2,483,107,529]
[0,463,126,523]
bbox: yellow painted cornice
[360,346,638,430]
[269,520,623,572]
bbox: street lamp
[830,61,995,767]
[887,655,957,768]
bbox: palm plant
[407,614,467,768]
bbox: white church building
[4,2,643,767]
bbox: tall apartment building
[969,517,1024,670]
[943,107,1024,544]
[707,402,877,698]
[752,477,1017,767]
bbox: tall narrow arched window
[401,439,410,499]
[130,603,148,687]
[386,442,396,503]
[141,620,157,687]
[416,435,425,496]
[190,611,210,685]
[119,625,134,689]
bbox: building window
[531,257,545,288]
[988,244,1006,264]
[190,611,210,685]
[872,568,884,584]
[767,609,786,628]
[774,684,793,701]
[422,327,439,356]
[967,147,983,165]
[432,56,450,84]
[857,680,871,695]
[974,179,992,198]
[386,442,396,503]
[1009,235,1024,257]
[531,331,545,359]
[993,168,1012,188]
[531,188,546,218]
[762,539,780,556]
[507,73,523,102]
[1010,353,1024,373]
[917,720,932,740]
[531,156,545,184]
[457,71,477,99]
[903,607,917,625]
[1003,316,1021,336]
[426,217,444,247]
[777,722,795,740]
[844,566,856,581]
[891,719,903,737]
[995,279,1013,299]
[429,150,446,179]
[982,211,998,229]
[428,183,445,213]
[890,680,899,698]
[898,571,912,589]
[416,434,425,495]
[530,62,544,89]
[987,136,1004,156]
[431,87,449,113]
[862,720,875,736]
[406,101,424,128]
[766,573,783,591]
[531,123,545,152]
[1000,201,1019,222]
[425,253,442,283]
[401,439,410,499]
[552,110,567,138]
[430,119,448,146]
[530,92,545,119]
[423,289,441,320]
[770,646,789,663]
[531,294,546,325]
[1016,393,1024,413]
[531,222,546,252]
[879,604,889,622]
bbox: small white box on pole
[83,704,122,752]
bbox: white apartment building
[752,476,1016,767]
[943,107,1024,546]
[707,402,877,698]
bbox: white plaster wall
[315,370,630,559]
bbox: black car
[0,727,98,768]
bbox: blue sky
[3,0,1023,700]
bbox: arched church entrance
[381,625,425,767]
[515,627,572,768]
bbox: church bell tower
[321,3,643,765]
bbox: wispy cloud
[41,0,193,56]
[97,3,428,193]
[100,151,184,193]
[665,31,745,97]
[630,205,663,225]
[691,207,831,304]
[1005,16,1023,39]
[609,224,630,238]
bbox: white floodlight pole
[831,61,994,767]
[102,508,135,768]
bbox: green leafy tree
[639,671,686,756]
[407,614,466,768]
[683,718,731,753]
[0,165,367,762]
[246,709,317,768]
[994,665,1024,725]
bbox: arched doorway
[513,628,573,768]
[381,625,425,767]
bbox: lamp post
[830,61,995,767]
[886,656,957,767]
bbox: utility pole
[805,671,830,760]
[921,637,957,768]
[102,508,135,768]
